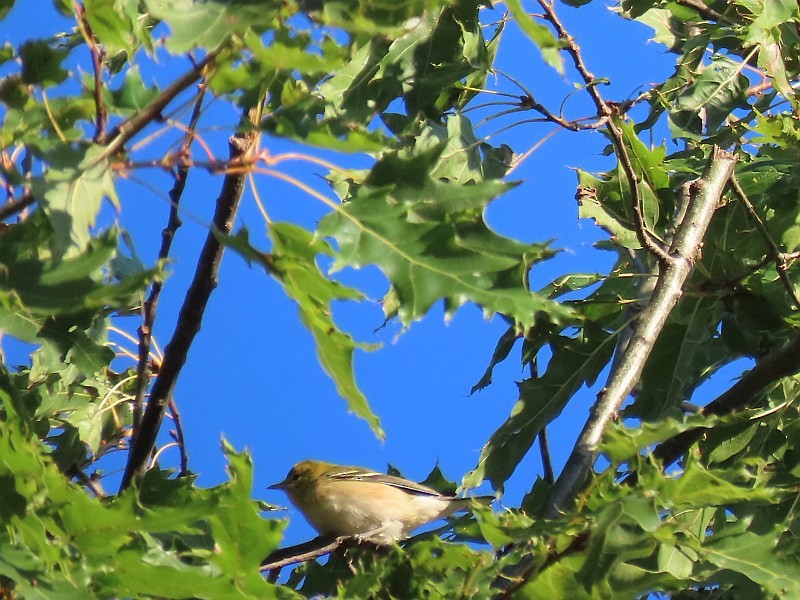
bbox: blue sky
[4,2,684,546]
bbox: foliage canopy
[2,0,800,597]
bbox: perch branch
[261,535,347,573]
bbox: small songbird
[268,459,492,545]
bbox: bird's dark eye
[290,472,301,481]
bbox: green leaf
[83,0,135,56]
[319,146,570,328]
[580,499,658,587]
[267,223,383,438]
[109,66,160,114]
[601,414,717,464]
[0,396,292,599]
[419,115,514,184]
[32,146,118,256]
[19,39,68,86]
[218,225,383,438]
[471,323,519,393]
[205,440,287,596]
[518,554,593,599]
[466,326,614,491]
[0,229,151,320]
[703,529,800,596]
[247,31,345,75]
[632,297,726,420]
[505,0,564,74]
[317,40,387,124]
[0,0,14,20]
[144,0,283,53]
[670,56,750,138]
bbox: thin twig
[168,398,189,476]
[534,0,669,263]
[654,331,800,467]
[95,49,221,166]
[730,174,800,311]
[528,361,555,484]
[543,147,737,518]
[132,86,206,440]
[74,2,108,144]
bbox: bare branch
[119,126,259,491]
[74,2,108,144]
[132,87,206,439]
[543,147,738,518]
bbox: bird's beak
[267,479,287,491]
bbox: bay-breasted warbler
[269,460,493,545]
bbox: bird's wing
[328,467,447,498]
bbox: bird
[268,459,493,545]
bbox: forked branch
[119,127,258,491]
[543,147,738,517]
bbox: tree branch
[653,330,800,467]
[95,50,220,166]
[132,86,206,439]
[543,147,738,518]
[74,1,108,144]
[260,535,346,573]
[119,127,258,491]
[0,191,35,222]
[534,0,669,263]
